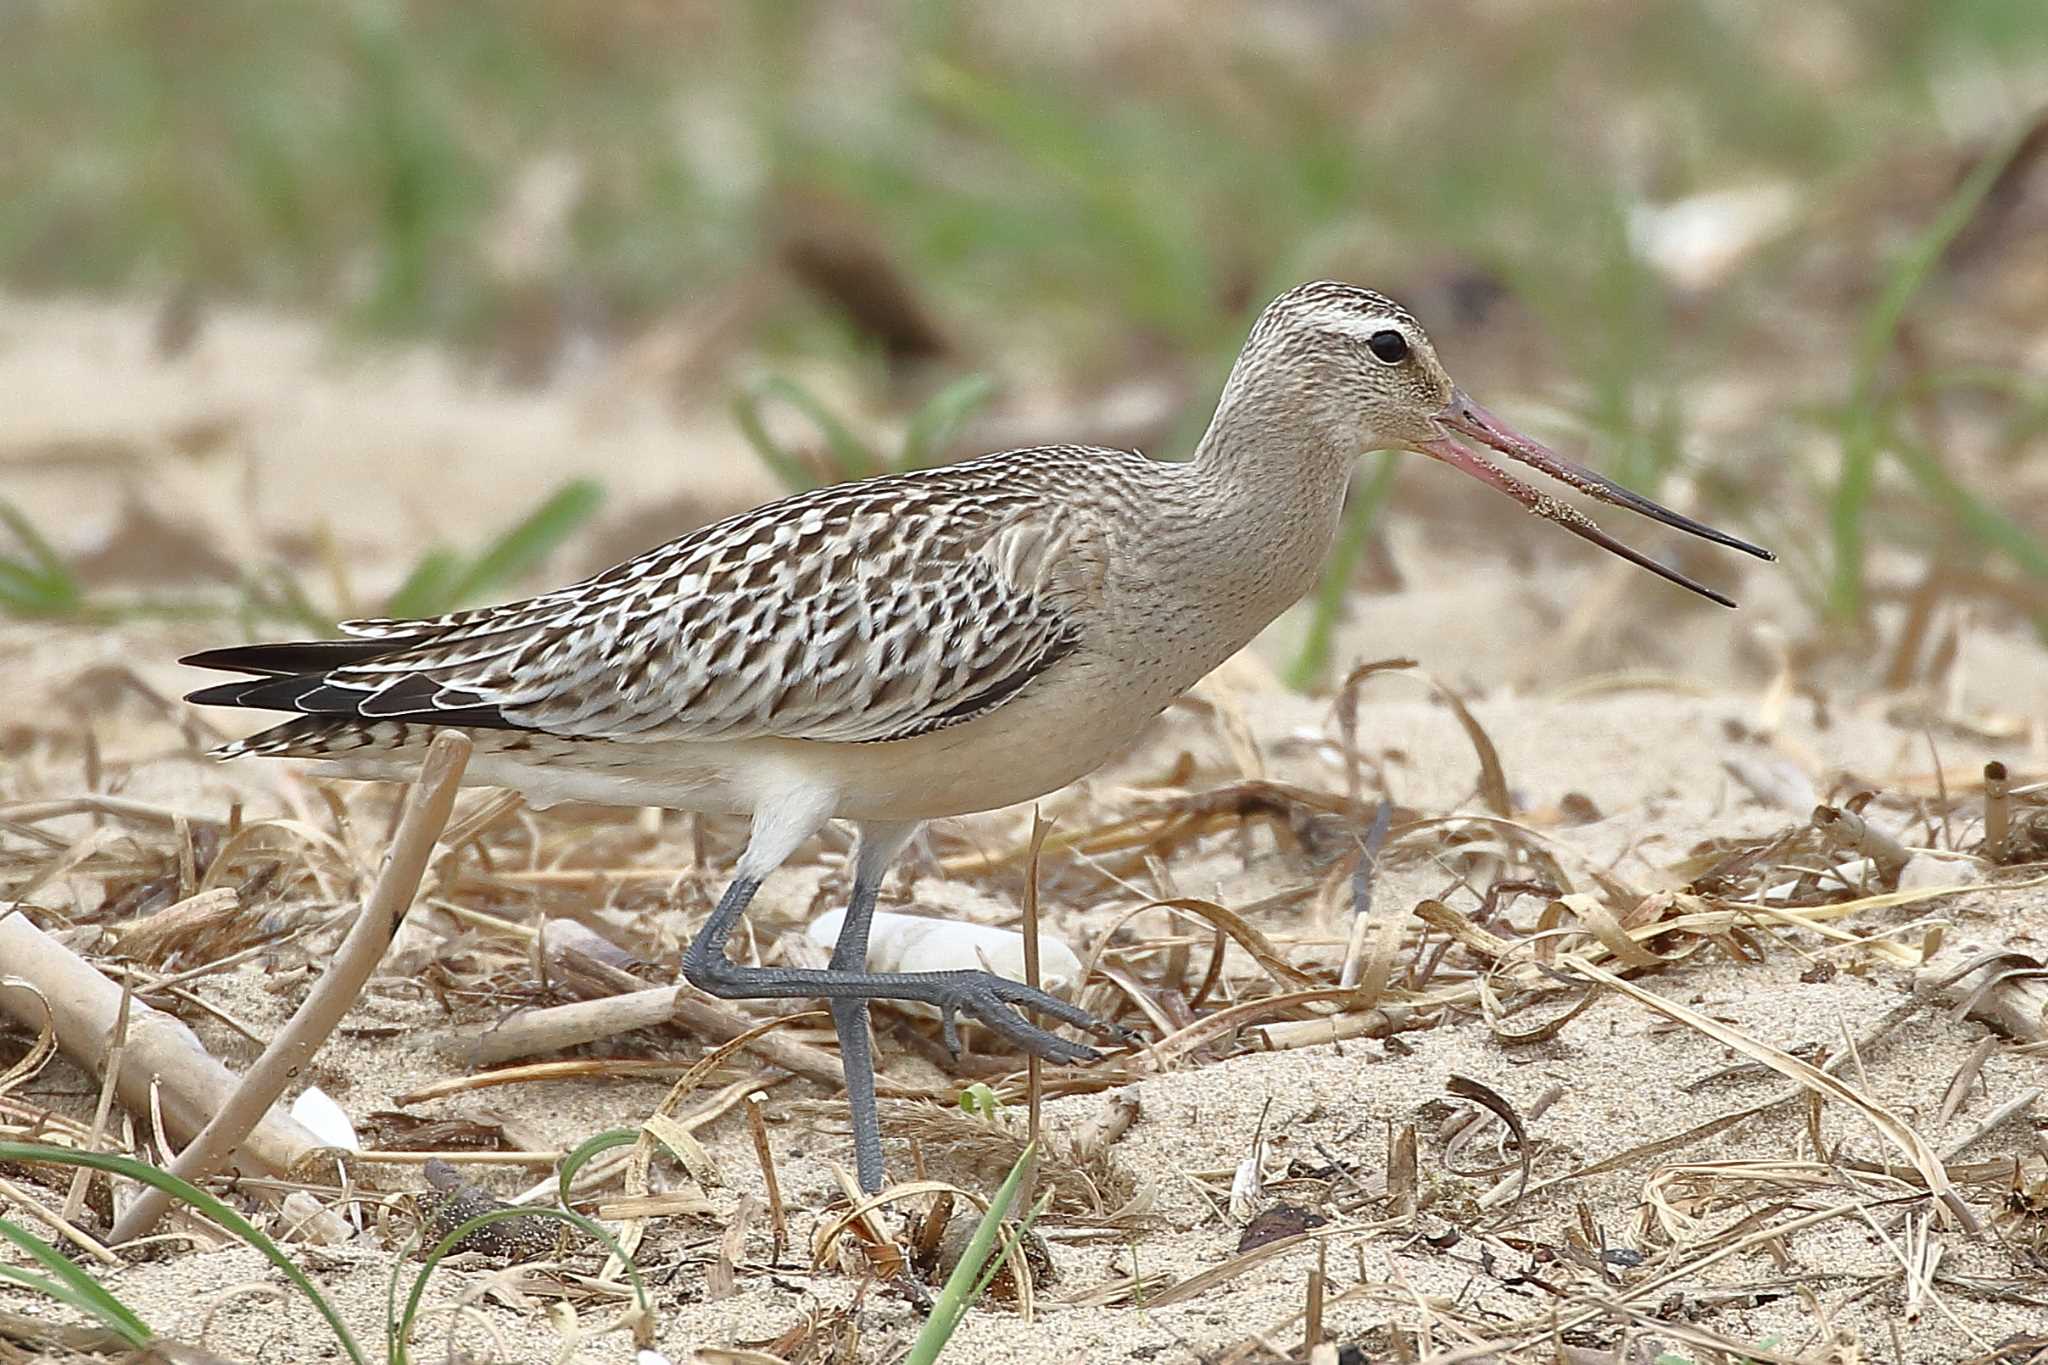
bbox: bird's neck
[1185,369,1360,586]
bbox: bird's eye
[1367,329,1409,364]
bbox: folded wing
[184,455,1098,746]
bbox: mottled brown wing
[281,455,1101,744]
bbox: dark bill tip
[1438,391,1775,564]
[1410,433,1742,607]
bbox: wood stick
[0,915,324,1177]
[472,987,681,1065]
[1983,761,2010,859]
[109,731,472,1245]
[529,916,850,1091]
[472,980,849,1090]
[1812,803,1911,880]
[1247,1007,1402,1051]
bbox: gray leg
[828,873,886,1192]
[679,822,1127,1190]
[682,893,1121,1061]
[679,873,763,991]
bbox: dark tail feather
[183,636,515,731]
[184,674,329,710]
[179,638,425,677]
[185,669,515,730]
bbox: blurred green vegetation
[2,0,2046,653]
[735,371,996,488]
[7,2,2041,355]
[382,477,603,619]
[0,482,601,630]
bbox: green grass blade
[736,375,881,486]
[382,547,463,619]
[0,1263,141,1340]
[967,1189,1051,1302]
[0,1263,84,1311]
[557,1127,638,1210]
[389,1134,652,1365]
[1886,427,2048,579]
[440,478,604,607]
[0,1141,367,1365]
[1827,123,2033,621]
[733,385,821,491]
[0,557,72,614]
[905,1140,1036,1365]
[238,564,340,635]
[900,373,995,469]
[0,499,74,579]
[1285,452,1399,690]
[0,499,83,616]
[0,1218,153,1346]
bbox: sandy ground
[4,298,2048,1364]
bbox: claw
[938,1002,963,1061]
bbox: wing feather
[185,449,1125,746]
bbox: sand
[4,297,2047,1365]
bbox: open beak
[1409,389,1775,608]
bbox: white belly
[304,649,1177,824]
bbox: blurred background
[2,0,2046,699]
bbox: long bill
[1408,388,1775,609]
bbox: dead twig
[1813,802,1912,881]
[110,731,472,1244]
[745,1090,787,1263]
[1984,761,2011,859]
[0,920,324,1178]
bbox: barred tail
[212,717,422,760]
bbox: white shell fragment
[807,908,1084,998]
[290,1085,360,1152]
[1896,852,1984,894]
[1228,1139,1269,1222]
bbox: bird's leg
[680,829,1128,1147]
[687,928,1126,1063]
[827,865,887,1193]
[679,873,763,993]
[696,925,1130,1064]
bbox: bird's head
[1234,281,1775,605]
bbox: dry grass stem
[745,1089,788,1262]
[1939,1034,1999,1125]
[0,1174,120,1265]
[472,986,683,1065]
[607,1011,820,1273]
[1921,948,2048,1045]
[60,962,134,1225]
[1561,954,1969,1229]
[109,729,473,1244]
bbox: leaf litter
[7,610,2048,1364]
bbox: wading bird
[182,282,1772,1191]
